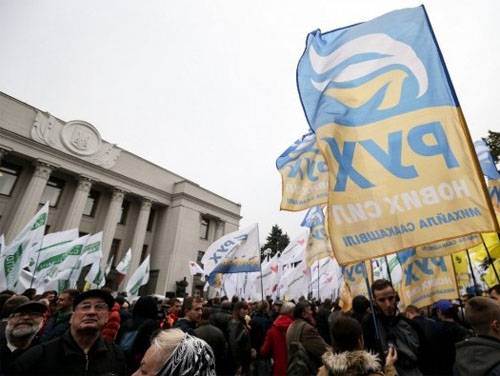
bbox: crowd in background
[0,281,499,375]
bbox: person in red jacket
[101,301,121,343]
[260,301,295,376]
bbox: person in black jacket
[195,307,228,375]
[250,300,272,375]
[0,300,46,375]
[116,295,160,374]
[454,297,500,376]
[362,279,423,376]
[40,289,78,343]
[228,301,252,375]
[12,289,126,376]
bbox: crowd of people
[0,281,499,375]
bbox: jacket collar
[321,350,382,375]
[62,330,107,356]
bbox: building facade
[0,91,241,294]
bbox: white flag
[255,254,279,299]
[126,255,150,297]
[85,262,105,288]
[309,257,342,301]
[29,228,79,271]
[188,261,206,280]
[34,235,89,291]
[204,224,260,287]
[0,203,49,290]
[279,230,308,267]
[116,249,132,275]
[278,262,310,300]
[201,223,260,276]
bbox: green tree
[485,130,500,163]
[261,224,290,261]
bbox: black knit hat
[73,289,114,310]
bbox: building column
[61,176,93,231]
[101,188,125,264]
[5,161,53,243]
[215,220,225,239]
[126,198,152,282]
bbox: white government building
[0,91,241,295]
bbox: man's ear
[491,319,500,334]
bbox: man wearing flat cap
[0,298,47,374]
[12,290,127,376]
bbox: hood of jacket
[321,350,382,376]
[273,314,293,332]
[455,335,500,375]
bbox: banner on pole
[126,255,150,297]
[116,249,132,275]
[204,224,260,287]
[452,251,470,289]
[342,260,372,298]
[0,203,49,290]
[296,6,498,265]
[397,249,458,308]
[277,132,328,211]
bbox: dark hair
[41,290,57,299]
[489,284,500,295]
[133,295,158,320]
[331,316,363,352]
[182,297,202,315]
[405,305,420,316]
[21,288,37,299]
[61,289,79,300]
[352,295,370,314]
[233,301,249,312]
[293,301,311,320]
[466,296,500,335]
[371,279,394,296]
[168,298,181,306]
[201,307,211,321]
[255,300,269,314]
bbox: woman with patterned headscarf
[132,328,216,376]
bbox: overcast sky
[0,0,498,243]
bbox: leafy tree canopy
[485,130,500,163]
[260,224,290,260]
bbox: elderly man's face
[7,311,44,340]
[132,346,166,376]
[70,297,109,333]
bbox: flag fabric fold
[115,249,132,275]
[0,203,49,290]
[277,132,328,211]
[203,224,260,287]
[126,255,150,297]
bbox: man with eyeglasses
[0,300,47,374]
[362,279,424,376]
[12,289,127,375]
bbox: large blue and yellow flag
[297,6,499,265]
